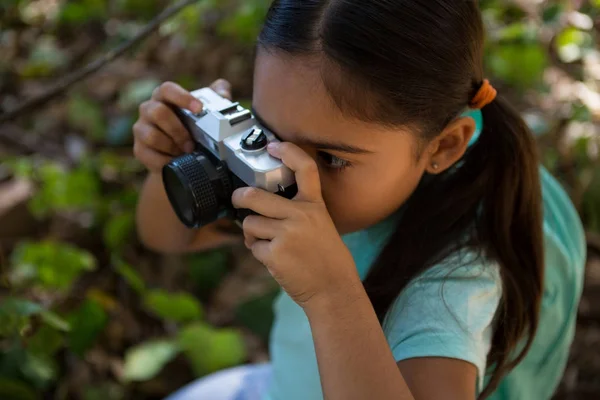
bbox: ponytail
[476,96,544,398]
[363,94,544,398]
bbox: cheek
[320,158,424,234]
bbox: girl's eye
[317,151,351,171]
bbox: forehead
[253,52,337,131]
[252,51,387,147]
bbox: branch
[0,0,200,124]
[0,123,63,158]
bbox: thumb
[210,79,232,100]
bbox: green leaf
[235,288,279,342]
[218,1,270,44]
[0,299,69,338]
[122,340,179,382]
[188,249,230,297]
[19,352,57,390]
[10,240,97,292]
[497,22,538,44]
[114,257,146,294]
[143,290,203,323]
[0,299,41,338]
[27,326,64,357]
[68,94,106,140]
[161,0,217,41]
[0,317,30,338]
[59,0,107,25]
[67,299,108,357]
[39,311,70,332]
[542,3,563,24]
[0,377,38,400]
[6,158,35,179]
[27,162,100,217]
[486,42,548,87]
[0,298,43,317]
[178,323,246,376]
[114,0,161,20]
[571,103,593,122]
[556,27,593,63]
[103,212,135,252]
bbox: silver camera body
[180,87,295,192]
[163,87,297,228]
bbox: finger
[210,79,232,100]
[242,215,280,241]
[151,81,203,114]
[133,142,173,173]
[232,187,294,219]
[139,101,194,153]
[267,142,322,202]
[250,240,273,267]
[133,121,181,156]
[244,232,258,249]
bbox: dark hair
[258,1,544,397]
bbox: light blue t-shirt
[263,110,586,400]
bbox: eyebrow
[251,106,372,155]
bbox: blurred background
[0,0,599,399]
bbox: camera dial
[241,128,268,152]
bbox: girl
[134,1,586,399]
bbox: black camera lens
[162,152,232,228]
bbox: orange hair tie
[469,79,497,109]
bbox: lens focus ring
[174,154,219,225]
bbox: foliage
[143,290,204,323]
[122,339,179,382]
[0,0,598,399]
[10,241,96,292]
[177,322,247,376]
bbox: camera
[162,87,297,228]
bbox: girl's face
[252,51,430,234]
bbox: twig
[0,0,200,124]
[0,123,63,157]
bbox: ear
[423,117,476,174]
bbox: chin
[331,217,372,236]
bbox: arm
[136,172,240,253]
[134,79,241,254]
[305,286,476,400]
[232,144,494,399]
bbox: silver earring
[432,162,440,170]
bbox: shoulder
[384,253,501,331]
[383,252,502,387]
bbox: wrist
[303,278,369,320]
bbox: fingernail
[189,100,203,114]
[267,142,280,156]
[217,89,230,98]
[184,141,195,153]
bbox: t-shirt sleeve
[383,259,502,387]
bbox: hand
[231,142,361,308]
[133,79,233,173]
